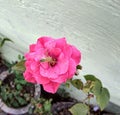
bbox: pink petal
[68,59,76,79]
[30,44,36,52]
[35,51,46,61]
[63,45,72,59]
[52,72,68,83]
[40,62,49,69]
[71,46,81,64]
[55,59,69,74]
[23,71,36,83]
[37,36,56,49]
[25,52,36,60]
[55,38,67,50]
[43,82,60,93]
[24,61,33,73]
[44,39,56,49]
[55,53,69,74]
[30,61,39,71]
[40,66,58,78]
[49,48,61,57]
[37,36,53,48]
[25,50,45,62]
[35,74,50,84]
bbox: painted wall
[0,0,120,106]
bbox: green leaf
[71,79,83,90]
[84,74,98,81]
[18,80,27,85]
[91,80,102,95]
[13,91,20,96]
[8,93,13,100]
[44,100,52,112]
[16,84,23,90]
[12,100,19,108]
[96,87,110,110]
[2,92,7,101]
[0,38,13,47]
[69,103,89,115]
[12,60,25,72]
[83,75,102,93]
[16,97,27,105]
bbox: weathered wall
[0,0,120,106]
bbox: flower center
[40,56,57,66]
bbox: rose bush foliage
[24,37,81,93]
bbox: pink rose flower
[23,37,81,93]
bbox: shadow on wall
[105,102,120,114]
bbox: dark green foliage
[70,79,83,90]
[0,71,34,108]
[29,98,52,115]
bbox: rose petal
[30,44,36,52]
[68,59,76,79]
[37,36,53,48]
[40,66,58,79]
[71,45,81,64]
[63,45,72,59]
[49,48,61,57]
[40,62,49,69]
[35,75,50,84]
[55,59,69,74]
[23,71,36,83]
[52,73,68,83]
[55,38,67,50]
[43,82,60,93]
